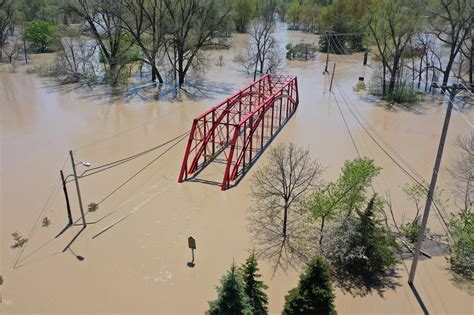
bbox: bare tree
[119,0,165,84]
[368,0,423,94]
[65,0,133,84]
[236,18,282,81]
[250,142,322,272]
[162,0,231,86]
[0,0,15,61]
[448,134,473,213]
[55,36,98,83]
[428,0,472,87]
[3,36,21,63]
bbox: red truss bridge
[178,74,299,190]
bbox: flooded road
[1,25,473,314]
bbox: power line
[96,132,189,205]
[333,83,453,238]
[76,130,190,180]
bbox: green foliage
[336,158,381,217]
[286,1,302,29]
[240,252,268,315]
[318,0,372,52]
[354,81,366,91]
[233,0,255,33]
[88,202,99,212]
[207,263,253,315]
[17,0,62,23]
[401,218,421,243]
[11,232,28,249]
[42,216,51,227]
[307,157,381,249]
[23,20,58,53]
[283,256,337,315]
[286,43,317,60]
[381,84,419,104]
[449,208,474,278]
[322,195,398,280]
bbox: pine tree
[240,251,268,315]
[207,263,253,315]
[283,257,337,315]
[349,194,397,278]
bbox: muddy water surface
[1,26,473,314]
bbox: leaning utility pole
[324,31,330,74]
[408,84,464,284]
[69,150,87,227]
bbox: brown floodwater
[1,25,473,314]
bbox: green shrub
[401,219,421,243]
[354,81,366,91]
[88,202,99,212]
[449,208,473,278]
[207,263,253,315]
[23,20,59,53]
[283,257,337,315]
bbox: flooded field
[1,26,473,314]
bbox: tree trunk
[442,56,455,87]
[319,217,325,247]
[283,205,288,239]
[470,35,473,92]
[388,56,400,94]
[382,63,386,95]
[151,62,163,84]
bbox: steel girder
[178,74,299,190]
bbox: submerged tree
[65,0,134,84]
[283,256,337,315]
[368,0,423,95]
[428,0,472,88]
[235,2,282,80]
[250,142,323,272]
[240,251,268,315]
[0,0,16,60]
[207,263,253,315]
[163,0,231,86]
[119,0,166,84]
[232,0,255,33]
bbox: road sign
[188,237,196,250]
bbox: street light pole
[69,150,87,227]
[408,85,458,284]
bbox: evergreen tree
[283,257,337,315]
[240,252,268,315]
[346,194,397,278]
[207,263,253,315]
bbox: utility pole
[408,84,463,284]
[69,150,87,227]
[324,31,330,74]
[60,170,73,226]
[329,63,336,92]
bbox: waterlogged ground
[1,25,473,314]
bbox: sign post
[187,237,196,267]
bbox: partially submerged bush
[88,202,99,212]
[353,81,366,92]
[11,232,28,249]
[286,43,317,61]
[401,219,421,243]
